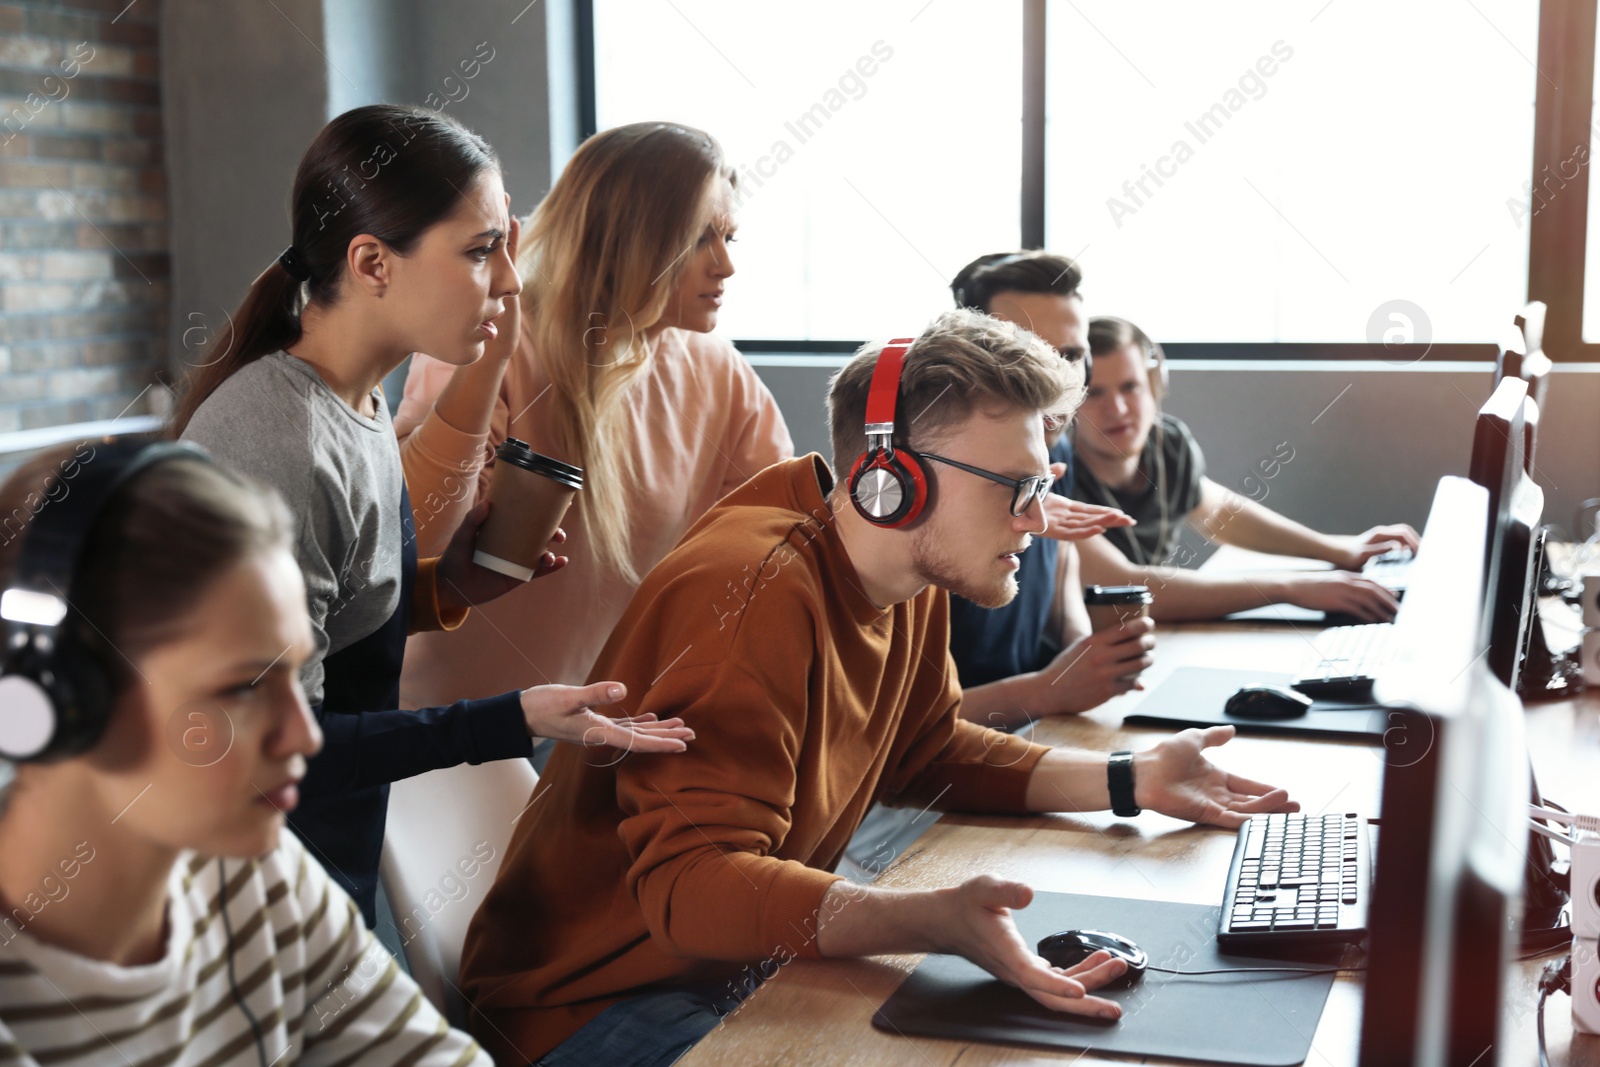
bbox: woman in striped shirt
[0,442,488,1066]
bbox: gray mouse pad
[1123,666,1388,739]
[873,891,1339,1066]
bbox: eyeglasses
[914,451,1055,516]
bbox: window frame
[581,0,1589,362]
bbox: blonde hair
[827,308,1084,473]
[518,122,733,583]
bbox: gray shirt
[1070,412,1206,566]
[182,351,403,704]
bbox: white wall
[162,0,576,377]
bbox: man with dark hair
[946,251,1155,730]
[459,309,1297,1067]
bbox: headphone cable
[217,859,270,1067]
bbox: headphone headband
[5,438,208,612]
[1,436,211,761]
[863,337,917,446]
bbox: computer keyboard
[1361,547,1414,591]
[1217,812,1370,948]
[1291,622,1396,699]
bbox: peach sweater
[392,327,792,705]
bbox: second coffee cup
[1084,584,1153,634]
[473,438,584,581]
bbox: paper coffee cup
[472,438,583,581]
[1084,584,1152,634]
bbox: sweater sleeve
[718,346,794,495]
[302,691,532,796]
[408,555,469,635]
[614,653,842,965]
[287,835,493,1065]
[394,352,502,558]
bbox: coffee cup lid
[496,437,584,487]
[1084,584,1152,605]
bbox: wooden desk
[681,604,1600,1065]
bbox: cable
[217,858,270,1067]
[1147,964,1366,977]
[1536,954,1571,1067]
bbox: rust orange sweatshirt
[458,456,1052,1065]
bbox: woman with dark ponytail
[174,105,692,926]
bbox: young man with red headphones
[455,309,1298,1067]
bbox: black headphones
[847,336,930,528]
[0,437,210,762]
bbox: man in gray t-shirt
[1068,316,1420,623]
[1072,411,1205,567]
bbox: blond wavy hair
[518,122,733,583]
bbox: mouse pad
[873,892,1337,1066]
[1123,667,1388,739]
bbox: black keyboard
[1291,622,1395,699]
[1361,547,1414,592]
[1217,812,1369,948]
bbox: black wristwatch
[1108,751,1141,817]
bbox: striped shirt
[0,831,488,1067]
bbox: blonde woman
[395,122,792,706]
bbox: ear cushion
[0,621,117,762]
[0,674,56,760]
[848,449,928,528]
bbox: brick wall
[0,0,167,442]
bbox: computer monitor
[1468,384,1543,692]
[1514,299,1545,357]
[1358,476,1529,1067]
[1496,321,1551,436]
[1468,376,1528,608]
[1485,445,1542,693]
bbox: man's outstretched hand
[1038,462,1135,542]
[1134,725,1299,829]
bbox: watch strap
[1108,750,1141,817]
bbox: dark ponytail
[171,104,501,435]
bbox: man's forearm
[1022,746,1113,813]
[1021,746,1158,814]
[815,881,940,959]
[1192,479,1342,563]
[959,672,1042,729]
[1076,534,1289,621]
[1210,496,1342,563]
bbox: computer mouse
[1036,929,1147,987]
[1225,684,1314,720]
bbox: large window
[1046,0,1535,345]
[591,1,1577,355]
[594,0,1023,341]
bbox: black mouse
[1225,684,1314,720]
[1037,929,1147,987]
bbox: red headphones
[847,336,929,528]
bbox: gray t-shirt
[1071,412,1206,566]
[182,351,402,704]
